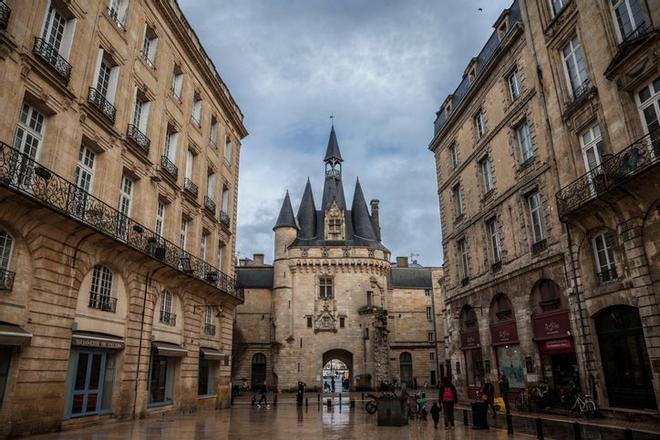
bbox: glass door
[69,351,106,417]
[636,77,660,156]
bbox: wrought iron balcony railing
[33,37,72,84]
[88,293,117,313]
[160,310,176,326]
[0,268,15,291]
[597,267,618,285]
[0,1,10,30]
[220,210,231,228]
[461,277,469,287]
[572,78,590,101]
[204,323,216,336]
[531,238,548,254]
[140,50,155,70]
[184,178,199,198]
[204,196,216,214]
[557,130,660,216]
[106,6,125,32]
[160,155,178,180]
[127,124,150,153]
[0,142,241,301]
[88,88,116,123]
[621,22,649,45]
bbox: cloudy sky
[179,0,512,266]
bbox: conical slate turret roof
[297,178,317,239]
[323,125,343,163]
[351,178,378,240]
[273,191,298,230]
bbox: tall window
[580,125,604,173]
[428,332,434,343]
[474,111,486,139]
[366,291,373,307]
[449,142,458,168]
[204,305,214,329]
[592,232,617,282]
[140,24,158,68]
[92,50,119,105]
[221,186,230,214]
[192,92,202,126]
[132,89,150,133]
[171,64,183,100]
[527,191,546,244]
[179,217,188,251]
[452,184,463,216]
[160,289,174,325]
[0,229,14,271]
[480,157,493,193]
[508,69,521,100]
[426,307,432,321]
[89,265,114,312]
[548,0,567,17]
[206,171,216,201]
[636,78,660,156]
[516,122,533,162]
[224,136,233,163]
[210,116,218,146]
[13,103,45,162]
[486,218,502,263]
[216,243,225,270]
[200,232,208,271]
[562,37,588,99]
[164,125,178,163]
[319,277,333,299]
[610,0,646,42]
[107,0,128,28]
[185,150,194,182]
[72,145,96,217]
[198,357,214,396]
[328,217,341,239]
[0,347,11,407]
[41,5,75,59]
[155,201,165,238]
[117,175,133,240]
[458,238,469,280]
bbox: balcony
[491,260,502,273]
[106,6,125,32]
[184,178,199,198]
[572,79,590,101]
[88,88,116,123]
[140,50,155,70]
[0,268,15,291]
[127,124,150,154]
[204,323,216,336]
[621,22,649,46]
[160,155,178,180]
[597,267,618,285]
[88,293,117,313]
[0,142,242,301]
[531,238,548,254]
[557,130,660,217]
[461,277,469,287]
[204,196,216,215]
[160,311,176,326]
[32,38,72,84]
[220,210,231,228]
[0,1,10,29]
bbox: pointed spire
[297,178,317,239]
[351,177,377,240]
[273,191,298,230]
[324,125,343,163]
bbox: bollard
[536,418,544,440]
[339,393,342,405]
[507,414,513,434]
[572,422,581,440]
[624,429,633,440]
[274,394,278,406]
[463,409,468,426]
[326,398,332,408]
[305,397,308,407]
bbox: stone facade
[233,130,446,392]
[0,0,246,436]
[429,0,660,413]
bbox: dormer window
[496,15,509,40]
[325,201,344,241]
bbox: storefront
[64,331,124,419]
[460,306,483,401]
[199,347,224,396]
[0,323,32,409]
[533,309,578,393]
[148,341,187,407]
[490,294,524,399]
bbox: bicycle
[515,389,532,412]
[569,393,596,418]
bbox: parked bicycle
[568,393,596,418]
[515,388,532,412]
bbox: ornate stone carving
[314,300,337,333]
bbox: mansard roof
[389,267,433,289]
[236,267,274,289]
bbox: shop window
[66,350,115,418]
[148,352,174,405]
[465,349,484,387]
[197,358,215,396]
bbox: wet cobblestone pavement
[28,403,535,440]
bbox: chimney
[370,199,381,241]
[253,253,265,265]
[396,256,408,268]
[239,258,249,267]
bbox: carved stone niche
[314,300,337,333]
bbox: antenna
[410,252,420,265]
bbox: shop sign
[541,339,573,353]
[490,320,519,346]
[72,335,124,350]
[460,329,480,350]
[533,310,571,341]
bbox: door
[12,104,45,190]
[595,306,656,409]
[636,77,660,156]
[69,351,106,417]
[251,353,266,390]
[400,352,413,387]
[580,124,605,194]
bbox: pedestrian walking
[258,383,268,406]
[331,377,335,393]
[430,401,441,429]
[439,377,457,430]
[481,378,496,417]
[499,373,510,414]
[296,381,305,406]
[413,377,418,390]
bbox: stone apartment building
[429,0,660,413]
[232,128,445,392]
[0,0,246,436]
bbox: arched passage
[322,349,353,392]
[399,352,413,387]
[595,305,656,409]
[251,353,267,390]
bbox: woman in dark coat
[481,377,496,417]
